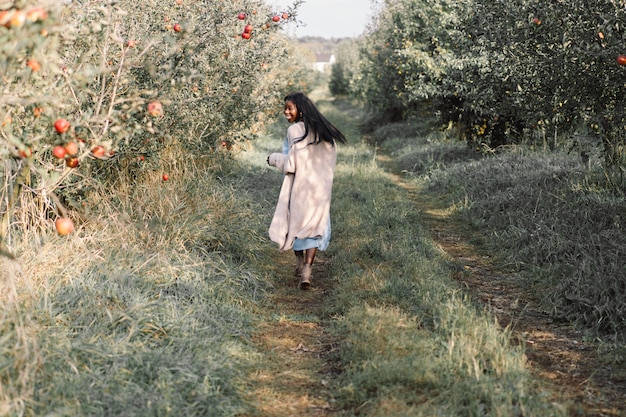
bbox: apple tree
[343,0,471,125]
[0,0,306,252]
[329,38,362,97]
[342,0,626,176]
[450,0,626,158]
[109,0,306,156]
[338,0,626,335]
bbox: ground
[243,254,338,417]
[241,160,626,417]
[401,174,626,417]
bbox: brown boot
[299,264,312,290]
[294,254,305,277]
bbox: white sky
[268,0,375,38]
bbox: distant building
[313,53,336,73]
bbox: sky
[268,0,376,38]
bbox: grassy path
[241,252,338,416]
[237,90,570,416]
[235,90,351,416]
[382,166,624,417]
[414,187,624,417]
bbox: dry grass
[241,95,567,415]
[0,92,580,416]
[0,142,270,416]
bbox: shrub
[337,0,626,180]
[0,0,308,253]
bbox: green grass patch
[0,143,271,416]
[321,135,565,415]
[423,146,626,339]
[371,118,626,340]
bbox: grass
[321,131,565,416]
[371,117,626,341]
[243,93,567,415]
[0,142,272,416]
[0,89,576,416]
[421,146,625,340]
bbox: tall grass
[2,90,574,416]
[372,119,626,340]
[319,133,565,416]
[431,149,625,340]
[0,142,271,416]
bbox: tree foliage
[0,0,306,249]
[334,0,626,177]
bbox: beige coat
[268,122,337,251]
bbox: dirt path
[244,181,625,416]
[242,254,339,417]
[241,118,624,415]
[392,173,626,417]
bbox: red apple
[54,118,70,134]
[173,23,182,32]
[7,10,26,29]
[0,10,9,27]
[126,39,136,48]
[91,145,106,158]
[26,59,40,71]
[244,24,253,33]
[66,157,79,168]
[282,12,289,19]
[532,17,541,25]
[272,15,280,22]
[18,147,32,158]
[241,32,251,39]
[64,141,79,156]
[617,55,626,66]
[26,7,48,22]
[55,217,74,235]
[52,145,67,159]
[162,173,169,181]
[237,12,246,20]
[147,101,163,117]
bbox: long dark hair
[285,92,347,145]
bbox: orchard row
[332,0,626,170]
[0,0,307,239]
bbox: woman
[267,92,347,289]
